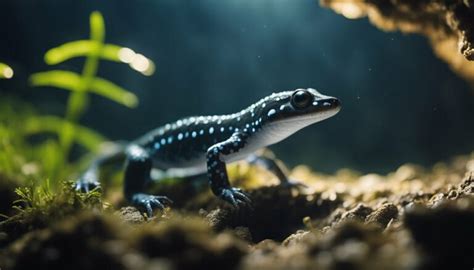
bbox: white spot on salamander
[154,142,160,150]
[279,105,285,111]
[220,127,225,132]
[267,109,276,117]
[178,133,183,140]
[312,101,318,106]
[209,127,214,134]
[262,103,266,108]
[167,136,173,144]
[192,131,197,138]
[161,138,166,145]
[199,129,204,135]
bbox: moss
[0,181,105,248]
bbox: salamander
[75,88,341,216]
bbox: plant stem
[57,12,105,179]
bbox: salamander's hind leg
[207,132,252,209]
[75,142,126,192]
[124,145,173,216]
[247,150,307,190]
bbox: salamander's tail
[75,141,127,192]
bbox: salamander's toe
[219,187,253,210]
[131,193,173,217]
[74,180,101,193]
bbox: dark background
[1,0,473,173]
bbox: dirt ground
[0,153,473,270]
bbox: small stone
[341,204,373,223]
[116,206,145,224]
[365,203,398,228]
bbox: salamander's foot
[74,180,101,193]
[219,187,253,209]
[131,193,173,217]
[280,179,308,191]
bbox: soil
[0,153,473,270]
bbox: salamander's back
[1,1,474,270]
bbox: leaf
[45,40,99,65]
[101,44,122,62]
[23,115,106,152]
[0,62,14,79]
[29,70,138,108]
[45,41,123,65]
[90,11,105,43]
[90,77,138,108]
[30,70,81,92]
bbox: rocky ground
[0,153,473,270]
[320,0,474,85]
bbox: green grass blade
[30,70,81,92]
[90,77,138,108]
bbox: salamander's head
[262,88,340,124]
[250,88,341,144]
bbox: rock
[320,0,474,84]
[365,203,398,228]
[117,207,146,224]
[404,198,474,270]
[341,204,373,223]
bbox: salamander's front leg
[75,164,101,193]
[124,145,172,216]
[207,132,252,208]
[247,151,307,190]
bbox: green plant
[0,62,14,79]
[0,99,104,185]
[29,11,155,181]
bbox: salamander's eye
[291,90,313,109]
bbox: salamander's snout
[328,98,340,108]
[320,97,341,111]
